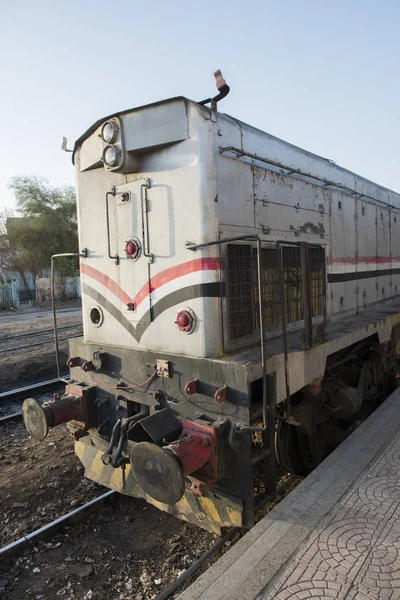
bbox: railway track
[0,468,297,600]
[0,408,300,599]
[0,375,243,599]
[1,377,383,598]
[0,490,116,558]
[0,323,82,355]
[154,528,239,600]
[0,482,239,600]
[0,377,68,422]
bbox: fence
[0,282,20,308]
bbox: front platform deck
[217,297,400,402]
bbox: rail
[0,490,237,600]
[0,490,116,558]
[0,323,82,343]
[0,377,69,401]
[0,377,69,423]
[155,528,240,600]
[0,333,82,355]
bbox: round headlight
[103,145,118,167]
[101,121,117,143]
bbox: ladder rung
[252,447,272,466]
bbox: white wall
[36,276,81,302]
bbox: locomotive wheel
[369,345,397,399]
[275,419,311,476]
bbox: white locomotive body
[76,98,221,358]
[23,77,400,533]
[75,94,400,398]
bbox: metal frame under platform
[179,387,400,600]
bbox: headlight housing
[103,145,118,167]
[101,121,117,144]
[99,116,138,173]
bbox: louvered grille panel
[282,246,303,324]
[226,244,254,340]
[226,243,325,342]
[254,248,280,329]
[308,246,325,317]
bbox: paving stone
[179,389,400,600]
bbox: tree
[0,176,79,299]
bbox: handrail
[140,179,153,263]
[106,187,119,264]
[186,235,268,432]
[187,236,327,423]
[275,239,326,419]
[51,249,87,380]
[219,146,398,210]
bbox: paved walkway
[179,388,400,600]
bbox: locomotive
[22,72,400,533]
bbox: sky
[1,0,399,210]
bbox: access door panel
[357,201,378,308]
[377,207,391,302]
[329,192,357,315]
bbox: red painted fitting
[168,432,212,475]
[125,239,140,259]
[46,394,81,427]
[175,309,195,333]
[184,379,198,395]
[303,378,323,396]
[82,361,94,372]
[214,386,227,403]
[166,420,217,478]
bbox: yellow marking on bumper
[176,494,192,515]
[110,463,128,489]
[199,496,221,524]
[88,450,104,480]
[74,438,243,533]
[226,505,242,527]
[75,442,85,461]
